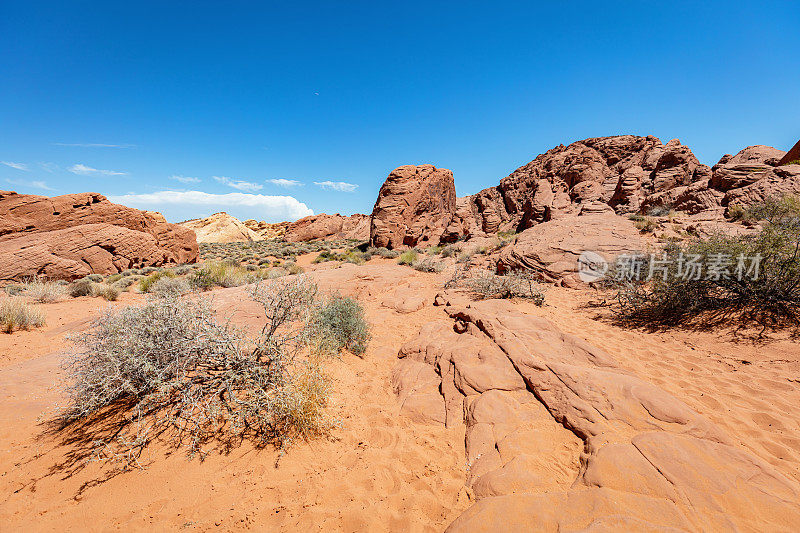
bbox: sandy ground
[1,257,799,530]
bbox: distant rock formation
[243,219,289,240]
[443,136,800,242]
[180,212,262,243]
[370,164,457,248]
[0,191,197,281]
[284,213,370,242]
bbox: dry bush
[189,261,255,290]
[60,275,349,466]
[69,278,94,297]
[0,298,45,333]
[613,195,800,327]
[412,258,445,273]
[22,278,67,303]
[149,277,191,296]
[463,270,545,305]
[94,284,120,301]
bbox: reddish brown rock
[370,164,457,248]
[284,213,369,242]
[393,298,800,531]
[778,139,800,166]
[496,213,644,282]
[0,190,197,281]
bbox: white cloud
[213,175,263,192]
[39,162,59,173]
[68,163,128,176]
[53,142,135,148]
[1,161,29,171]
[314,180,358,192]
[267,178,302,188]
[170,174,202,184]
[6,179,54,191]
[108,190,313,223]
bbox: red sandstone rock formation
[284,213,370,242]
[0,191,197,281]
[393,294,800,531]
[370,164,457,249]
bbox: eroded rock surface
[285,213,370,242]
[370,164,457,248]
[393,294,800,531]
[0,191,197,281]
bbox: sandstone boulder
[284,213,369,242]
[180,212,261,243]
[496,213,644,282]
[370,164,456,248]
[778,139,800,166]
[0,191,197,281]
[243,219,288,240]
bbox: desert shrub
[464,270,546,305]
[189,261,254,290]
[310,294,370,357]
[113,276,142,291]
[4,284,23,296]
[426,246,443,256]
[456,249,475,263]
[69,278,95,297]
[375,247,399,258]
[645,205,673,217]
[284,261,303,275]
[121,269,139,276]
[95,284,120,301]
[173,265,194,275]
[23,278,67,303]
[139,270,177,293]
[412,258,445,273]
[0,298,45,333]
[149,277,191,296]
[440,245,457,258]
[634,217,657,233]
[398,250,418,265]
[60,276,340,465]
[106,274,123,284]
[85,274,103,282]
[614,195,800,326]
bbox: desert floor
[1,257,799,531]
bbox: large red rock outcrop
[778,139,800,166]
[284,213,369,242]
[0,191,197,281]
[443,137,800,241]
[393,295,800,531]
[370,164,456,248]
[496,212,644,282]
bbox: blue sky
[2,1,798,222]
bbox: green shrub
[0,298,45,333]
[139,270,177,293]
[106,274,123,284]
[614,195,800,326]
[310,294,370,357]
[398,250,418,265]
[426,246,443,256]
[188,261,254,290]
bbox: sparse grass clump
[412,258,445,273]
[149,277,191,296]
[189,261,254,290]
[397,250,418,265]
[69,278,94,297]
[21,278,67,303]
[60,275,355,466]
[94,284,120,301]
[633,216,657,233]
[0,298,45,333]
[310,294,370,357]
[138,270,177,293]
